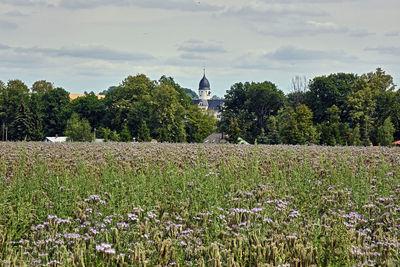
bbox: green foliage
[9,98,35,141]
[264,116,281,144]
[159,75,193,108]
[220,81,285,144]
[349,124,362,146]
[306,73,358,123]
[185,105,216,143]
[119,124,132,142]
[40,87,70,137]
[151,84,186,142]
[317,105,349,146]
[0,68,398,146]
[69,93,105,130]
[31,80,53,94]
[278,105,317,145]
[108,130,120,142]
[377,117,395,146]
[65,113,93,142]
[227,117,240,143]
[137,121,151,142]
[183,88,199,99]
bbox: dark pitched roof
[192,99,224,111]
[207,99,224,111]
[204,132,228,143]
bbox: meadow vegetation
[0,142,399,266]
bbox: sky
[0,0,399,97]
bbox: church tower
[198,69,211,100]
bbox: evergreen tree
[109,130,120,142]
[120,123,132,142]
[227,117,240,144]
[29,93,45,141]
[265,116,281,144]
[349,124,362,146]
[377,117,395,146]
[137,121,151,142]
[10,98,35,141]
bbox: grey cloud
[2,43,154,62]
[220,5,327,22]
[180,53,206,60]
[4,10,27,16]
[0,0,223,11]
[365,47,400,56]
[0,44,11,50]
[0,20,18,30]
[266,46,357,62]
[349,29,375,38]
[255,22,349,37]
[178,40,226,54]
[257,0,362,3]
[385,31,400,37]
[0,0,51,6]
[0,50,49,69]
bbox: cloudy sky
[0,0,399,96]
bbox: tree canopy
[0,68,398,146]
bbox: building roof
[204,132,228,143]
[69,94,105,100]
[193,99,224,111]
[207,99,224,111]
[199,74,210,90]
[45,136,68,142]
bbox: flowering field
[0,142,400,266]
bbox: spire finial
[203,65,206,76]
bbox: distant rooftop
[69,94,105,100]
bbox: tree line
[219,68,399,146]
[0,75,216,142]
[1,68,398,146]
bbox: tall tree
[137,121,151,142]
[220,81,285,144]
[185,105,216,143]
[376,117,395,146]
[69,93,105,130]
[151,84,186,142]
[246,81,286,135]
[278,105,317,145]
[159,75,192,108]
[1,80,29,125]
[347,68,395,145]
[306,73,358,123]
[31,80,54,94]
[103,74,154,133]
[287,76,308,108]
[65,113,93,142]
[9,98,35,141]
[40,87,70,136]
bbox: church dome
[199,74,210,90]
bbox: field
[0,142,400,266]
